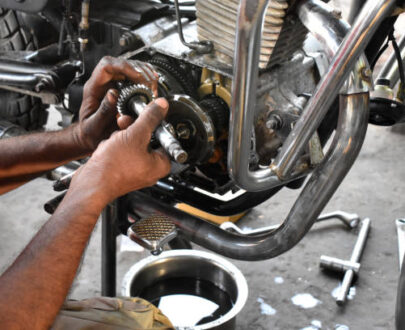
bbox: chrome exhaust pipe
[228,0,394,191]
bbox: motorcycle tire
[0,8,46,130]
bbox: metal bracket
[0,84,60,104]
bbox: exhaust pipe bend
[129,0,373,260]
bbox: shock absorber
[117,84,188,164]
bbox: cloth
[51,296,174,330]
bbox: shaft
[131,99,188,163]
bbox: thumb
[128,98,169,143]
[117,114,134,130]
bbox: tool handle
[350,217,371,262]
[336,269,355,305]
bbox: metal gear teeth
[117,84,154,115]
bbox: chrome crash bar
[129,0,395,261]
[228,0,395,191]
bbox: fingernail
[107,89,119,102]
[155,97,169,110]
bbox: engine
[118,0,324,195]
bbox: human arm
[0,98,170,330]
[0,57,158,194]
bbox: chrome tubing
[129,92,369,261]
[272,0,395,180]
[227,0,280,191]
[378,34,405,88]
[228,0,380,191]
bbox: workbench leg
[101,204,117,297]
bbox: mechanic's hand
[71,98,171,204]
[74,56,158,152]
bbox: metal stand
[101,203,118,297]
[101,196,131,297]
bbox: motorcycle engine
[120,0,324,194]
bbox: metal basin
[122,250,248,330]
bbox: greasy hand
[74,56,158,152]
[71,98,171,204]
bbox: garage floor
[1,2,405,329]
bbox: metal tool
[44,191,67,214]
[117,84,188,164]
[53,171,75,192]
[127,215,177,255]
[320,217,371,305]
[220,210,360,236]
[396,219,405,271]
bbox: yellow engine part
[198,68,232,107]
[175,203,246,225]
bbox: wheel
[0,8,47,130]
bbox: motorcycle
[0,0,405,326]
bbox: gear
[200,96,229,135]
[117,84,154,116]
[149,55,196,98]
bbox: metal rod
[346,0,364,25]
[129,91,369,261]
[173,0,212,54]
[272,0,395,180]
[130,99,188,163]
[101,204,117,297]
[378,34,405,88]
[336,217,371,305]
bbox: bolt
[361,67,372,81]
[119,32,138,48]
[266,114,282,130]
[177,126,191,139]
[331,9,342,19]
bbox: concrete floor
[1,2,405,329]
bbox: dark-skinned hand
[73,56,158,152]
[70,98,171,204]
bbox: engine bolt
[177,126,191,139]
[266,114,282,130]
[119,32,138,48]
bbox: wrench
[220,210,360,236]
